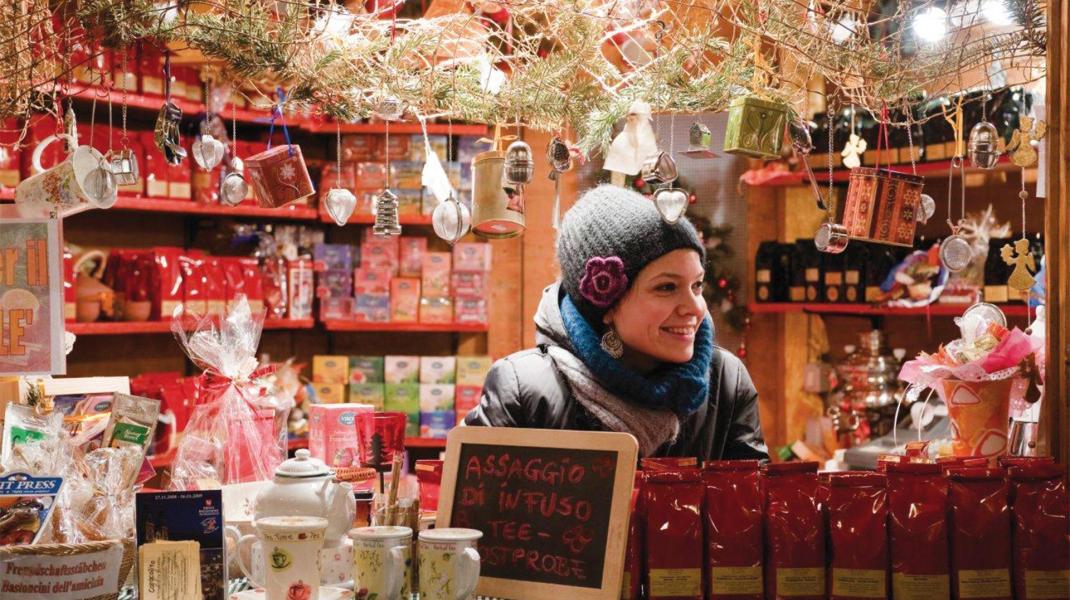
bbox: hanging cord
[903,99,917,175]
[385,119,392,189]
[119,50,130,148]
[336,121,343,183]
[267,87,294,156]
[826,99,835,220]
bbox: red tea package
[997,456,1055,470]
[640,457,698,472]
[948,467,1012,600]
[762,461,825,600]
[886,462,950,600]
[180,252,208,316]
[876,454,903,472]
[644,470,704,600]
[621,471,645,600]
[203,257,227,317]
[1007,463,1069,600]
[824,472,888,600]
[151,247,185,320]
[703,460,763,599]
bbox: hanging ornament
[654,187,688,224]
[723,96,788,158]
[373,189,402,236]
[192,129,226,171]
[154,53,185,165]
[840,133,866,169]
[967,120,1001,169]
[791,119,826,212]
[639,151,678,185]
[473,134,525,238]
[814,101,848,254]
[916,193,936,224]
[1001,238,1036,292]
[324,123,356,226]
[546,136,572,229]
[83,158,118,208]
[940,230,973,272]
[421,123,453,203]
[814,222,849,254]
[432,193,471,244]
[1001,115,1046,168]
[681,122,716,158]
[372,94,405,121]
[222,157,249,207]
[108,51,139,186]
[504,140,535,186]
[603,101,657,175]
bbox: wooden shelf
[322,320,488,333]
[111,195,320,220]
[405,437,447,449]
[748,302,1033,318]
[67,318,315,335]
[746,155,1022,188]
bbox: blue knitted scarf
[559,294,714,416]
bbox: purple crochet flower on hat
[579,256,629,308]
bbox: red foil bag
[180,252,208,316]
[886,462,950,600]
[644,470,704,600]
[703,460,763,599]
[1008,463,1069,600]
[997,456,1055,470]
[640,457,699,472]
[948,467,1012,600]
[824,472,889,600]
[762,461,825,600]
[622,471,645,600]
[151,247,185,320]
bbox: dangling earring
[600,327,624,359]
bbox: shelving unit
[322,320,488,333]
[746,155,1019,188]
[748,302,1032,318]
[67,318,316,335]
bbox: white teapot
[254,449,355,547]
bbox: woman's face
[603,249,707,369]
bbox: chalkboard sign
[438,427,638,600]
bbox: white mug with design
[16,133,117,217]
[418,528,483,600]
[349,526,412,599]
[226,527,354,588]
[237,515,328,600]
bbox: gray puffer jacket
[464,283,768,461]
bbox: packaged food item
[143,131,170,198]
[454,385,481,413]
[1,402,63,470]
[886,462,950,600]
[622,471,645,600]
[309,403,375,468]
[396,189,423,216]
[383,134,409,161]
[454,297,488,324]
[152,247,186,320]
[1007,463,1069,600]
[320,297,354,321]
[385,356,420,384]
[418,411,455,439]
[391,278,421,322]
[422,252,452,296]
[399,237,427,278]
[355,161,388,190]
[644,470,704,600]
[703,460,763,600]
[314,384,347,404]
[317,270,353,299]
[360,236,400,274]
[179,253,208,316]
[824,471,888,600]
[997,455,1055,470]
[348,384,385,410]
[354,268,392,322]
[313,243,355,272]
[419,384,455,412]
[349,356,385,384]
[452,242,493,272]
[456,356,493,386]
[313,355,349,384]
[384,384,420,437]
[762,461,825,600]
[342,135,379,162]
[287,258,314,319]
[104,393,161,455]
[203,258,228,317]
[641,457,698,472]
[415,460,444,512]
[451,272,488,296]
[420,356,457,384]
[419,296,453,324]
[0,471,63,546]
[948,467,1012,600]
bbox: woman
[465,185,767,460]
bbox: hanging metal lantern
[373,189,402,236]
[472,149,525,238]
[108,149,139,187]
[967,120,1002,169]
[504,140,535,186]
[681,122,716,158]
[723,96,789,158]
[432,194,471,244]
[639,151,678,184]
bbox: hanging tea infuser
[938,99,972,273]
[901,102,935,224]
[653,113,687,224]
[547,136,571,229]
[373,120,402,236]
[107,50,139,187]
[432,120,471,243]
[968,94,1002,169]
[815,101,848,253]
[221,106,249,207]
[324,122,357,226]
[154,52,186,165]
[192,78,226,171]
[82,85,117,208]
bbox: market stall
[0,0,1066,598]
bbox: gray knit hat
[557,185,706,323]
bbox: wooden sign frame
[437,427,638,600]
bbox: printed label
[790,287,805,302]
[710,566,763,596]
[825,272,844,285]
[10,426,45,446]
[826,286,840,302]
[832,568,885,598]
[845,270,861,285]
[958,569,1011,599]
[805,268,820,282]
[110,422,151,447]
[806,286,819,301]
[776,567,824,597]
[1024,570,1070,599]
[758,286,770,301]
[757,270,771,283]
[892,573,950,600]
[648,568,702,597]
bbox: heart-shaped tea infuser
[654,186,688,224]
[325,188,357,226]
[193,132,226,170]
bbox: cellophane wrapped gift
[169,296,288,489]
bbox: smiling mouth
[662,326,697,337]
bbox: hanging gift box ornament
[193,130,226,171]
[682,121,716,158]
[373,189,402,236]
[814,222,849,254]
[244,144,314,208]
[472,149,525,238]
[722,96,788,158]
[842,168,924,246]
[325,188,357,226]
[639,151,678,184]
[967,120,1001,169]
[221,157,249,207]
[654,187,688,224]
[504,140,535,186]
[432,193,471,244]
[916,193,936,223]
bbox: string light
[912,6,949,44]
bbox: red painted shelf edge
[68,318,314,335]
[746,155,1021,188]
[405,437,447,448]
[320,211,434,226]
[322,320,488,333]
[111,196,319,220]
[748,302,1032,317]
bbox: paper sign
[0,542,122,599]
[0,207,64,375]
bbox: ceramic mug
[237,516,328,600]
[15,133,117,217]
[228,526,354,588]
[349,526,412,599]
[418,528,482,600]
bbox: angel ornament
[1001,238,1036,292]
[1000,116,1047,168]
[841,133,867,169]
